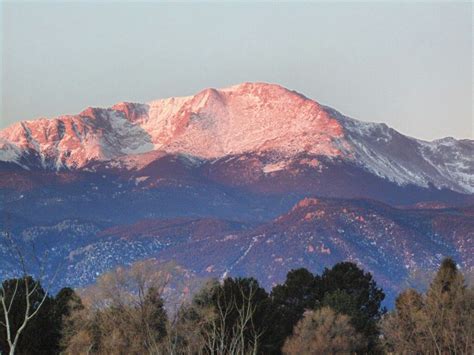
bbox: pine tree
[267,268,320,353]
[320,262,385,352]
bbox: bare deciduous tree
[63,260,172,355]
[165,278,265,355]
[382,258,474,355]
[282,306,365,355]
[203,281,263,355]
[380,288,428,353]
[0,217,58,355]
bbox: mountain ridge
[1,195,471,304]
[0,83,472,304]
[1,82,472,194]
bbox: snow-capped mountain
[1,83,473,304]
[1,82,472,193]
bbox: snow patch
[263,161,287,173]
[0,82,472,194]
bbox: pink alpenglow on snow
[0,82,473,194]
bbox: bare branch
[0,211,62,355]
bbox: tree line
[0,258,472,354]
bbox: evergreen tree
[320,262,385,352]
[267,268,320,353]
[142,286,168,349]
[0,278,83,355]
[51,287,83,354]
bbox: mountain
[1,83,472,194]
[150,197,474,303]
[0,82,472,304]
[0,198,471,304]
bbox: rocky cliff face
[0,83,472,304]
[1,82,472,193]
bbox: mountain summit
[1,83,472,300]
[0,82,473,193]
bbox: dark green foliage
[191,277,272,353]
[53,287,83,319]
[50,287,83,354]
[322,289,359,316]
[0,277,53,355]
[1,263,386,355]
[142,286,168,346]
[267,263,385,354]
[0,277,82,355]
[267,268,321,353]
[218,278,271,351]
[320,262,385,352]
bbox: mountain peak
[133,81,345,159]
[0,82,472,194]
[221,81,290,93]
[220,82,311,103]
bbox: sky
[0,1,472,141]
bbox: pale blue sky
[1,1,472,140]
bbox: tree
[382,258,474,354]
[381,288,427,353]
[204,277,271,355]
[0,281,82,355]
[267,264,385,354]
[422,258,473,354]
[282,306,365,355]
[142,287,168,351]
[0,277,54,355]
[267,268,320,353]
[170,277,271,355]
[165,295,215,354]
[60,302,96,355]
[320,262,385,351]
[62,260,169,354]
[0,220,59,355]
